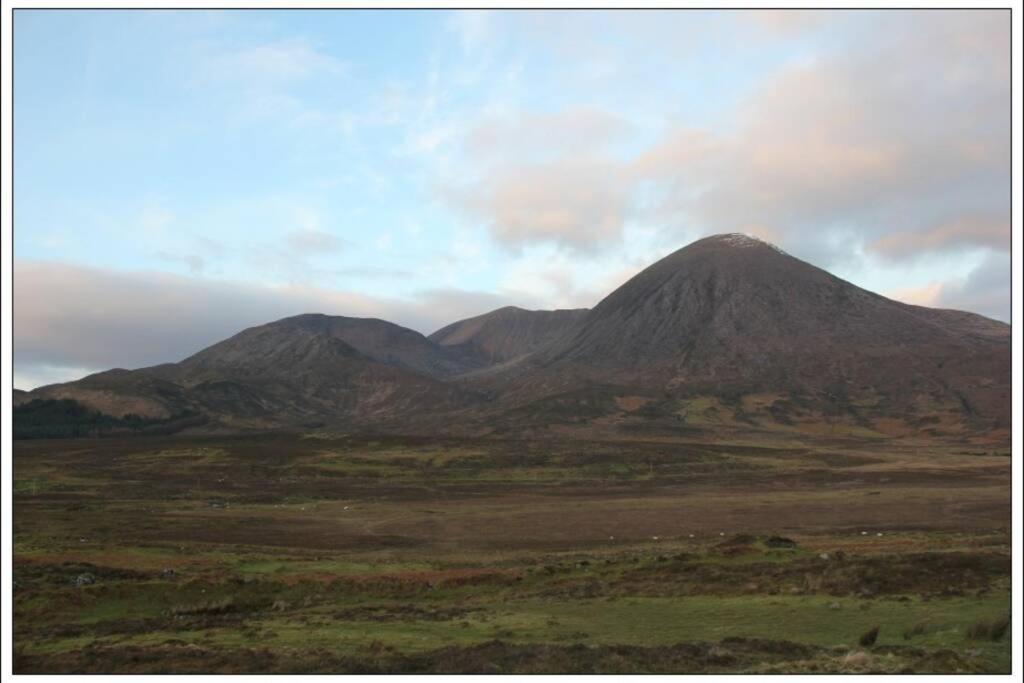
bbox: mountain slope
[17,234,1010,440]
[27,315,481,429]
[429,306,588,364]
[474,234,1010,438]
[179,313,483,381]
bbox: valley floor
[12,432,1011,673]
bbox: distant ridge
[18,233,1010,441]
[430,306,588,364]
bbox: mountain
[470,234,1010,439]
[179,314,484,380]
[429,306,588,365]
[26,315,482,430]
[16,234,1010,441]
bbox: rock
[73,573,96,587]
[819,553,830,560]
[706,645,732,660]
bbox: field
[12,432,1011,673]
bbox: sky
[13,9,1012,389]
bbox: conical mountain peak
[695,232,787,252]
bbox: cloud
[634,11,1010,266]
[13,261,528,388]
[14,364,100,395]
[884,251,1010,322]
[499,256,641,311]
[885,282,944,308]
[449,10,492,56]
[286,228,346,254]
[867,212,1009,260]
[463,107,631,163]
[156,251,206,274]
[932,251,1011,322]
[151,233,226,275]
[449,159,631,253]
[738,9,828,36]
[439,11,1009,272]
[206,38,347,85]
[442,108,633,254]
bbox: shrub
[902,621,933,640]
[965,614,1010,641]
[765,536,797,549]
[858,626,880,647]
[170,597,235,617]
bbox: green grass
[21,591,1010,670]
[12,433,1011,673]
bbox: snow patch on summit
[717,233,787,254]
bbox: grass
[12,432,1011,673]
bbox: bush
[902,621,933,640]
[965,614,1010,641]
[765,536,797,549]
[13,398,201,439]
[170,597,235,617]
[858,626,880,647]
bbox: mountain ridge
[429,305,589,365]
[18,233,1010,441]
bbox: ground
[12,432,1011,673]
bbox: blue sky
[13,9,1011,388]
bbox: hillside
[24,315,482,430]
[468,234,1010,440]
[16,234,1010,441]
[430,306,588,364]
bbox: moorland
[12,430,1010,673]
[12,234,1012,673]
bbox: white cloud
[206,38,347,85]
[448,158,631,254]
[286,228,345,254]
[449,10,493,57]
[885,282,944,308]
[13,261,527,388]
[439,11,1009,279]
